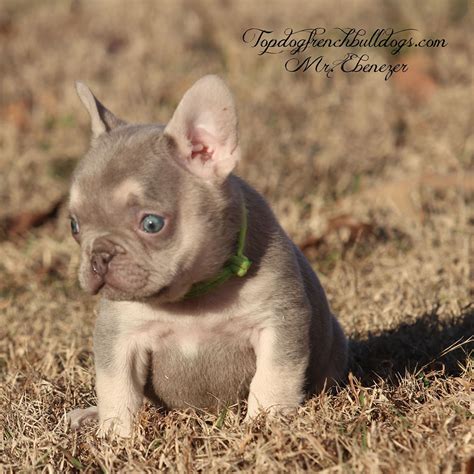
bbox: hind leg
[317,316,348,392]
[323,317,348,388]
[307,316,348,394]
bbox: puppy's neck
[183,194,251,300]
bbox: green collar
[183,201,252,300]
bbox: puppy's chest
[109,302,261,409]
[124,309,258,357]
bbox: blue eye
[141,214,165,233]
[70,217,80,235]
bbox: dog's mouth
[92,279,170,302]
[88,273,105,295]
[84,257,153,297]
[81,255,173,301]
[91,282,105,295]
[153,285,169,297]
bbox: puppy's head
[69,76,241,302]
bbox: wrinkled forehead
[68,127,183,220]
[69,176,144,214]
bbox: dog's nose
[91,251,113,276]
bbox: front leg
[68,405,99,430]
[67,343,147,437]
[246,325,308,420]
[95,342,148,437]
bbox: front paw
[244,402,298,423]
[97,417,132,438]
[67,406,99,430]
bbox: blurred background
[0,0,472,470]
[0,0,472,329]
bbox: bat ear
[75,81,127,139]
[163,75,240,182]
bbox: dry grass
[0,0,473,472]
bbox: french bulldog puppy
[67,75,348,437]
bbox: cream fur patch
[69,184,83,210]
[112,179,144,206]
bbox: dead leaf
[464,456,474,474]
[0,196,66,240]
[394,54,438,103]
[299,215,376,253]
[0,17,13,37]
[2,97,33,130]
[335,173,474,224]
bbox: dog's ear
[164,75,240,182]
[75,81,126,139]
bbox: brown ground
[0,0,472,472]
